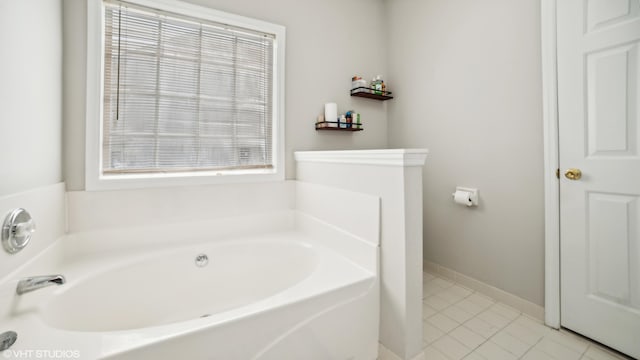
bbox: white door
[558,0,640,358]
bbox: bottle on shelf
[345,111,354,129]
[371,75,383,95]
[339,114,347,129]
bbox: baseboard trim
[423,260,545,321]
[378,343,425,360]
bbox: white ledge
[294,149,429,167]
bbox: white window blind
[102,1,275,175]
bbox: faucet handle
[0,331,18,351]
[13,219,36,238]
[2,208,35,254]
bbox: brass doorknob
[564,168,582,180]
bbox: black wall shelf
[350,87,393,101]
[315,121,363,131]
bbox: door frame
[541,0,561,329]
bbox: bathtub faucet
[16,275,66,295]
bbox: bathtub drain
[195,254,208,267]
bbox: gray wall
[385,0,545,305]
[5,0,547,307]
[0,0,62,197]
[62,0,389,190]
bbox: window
[86,0,285,190]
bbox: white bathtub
[43,237,320,332]
[0,223,379,359]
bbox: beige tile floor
[420,271,634,360]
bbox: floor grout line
[518,335,547,359]
[421,271,633,360]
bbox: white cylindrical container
[324,103,337,127]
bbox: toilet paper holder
[452,187,479,207]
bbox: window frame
[86,0,285,191]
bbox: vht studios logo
[3,350,80,359]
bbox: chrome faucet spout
[16,275,66,295]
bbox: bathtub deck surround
[0,181,381,359]
[295,149,429,360]
[65,181,296,233]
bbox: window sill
[86,169,284,191]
